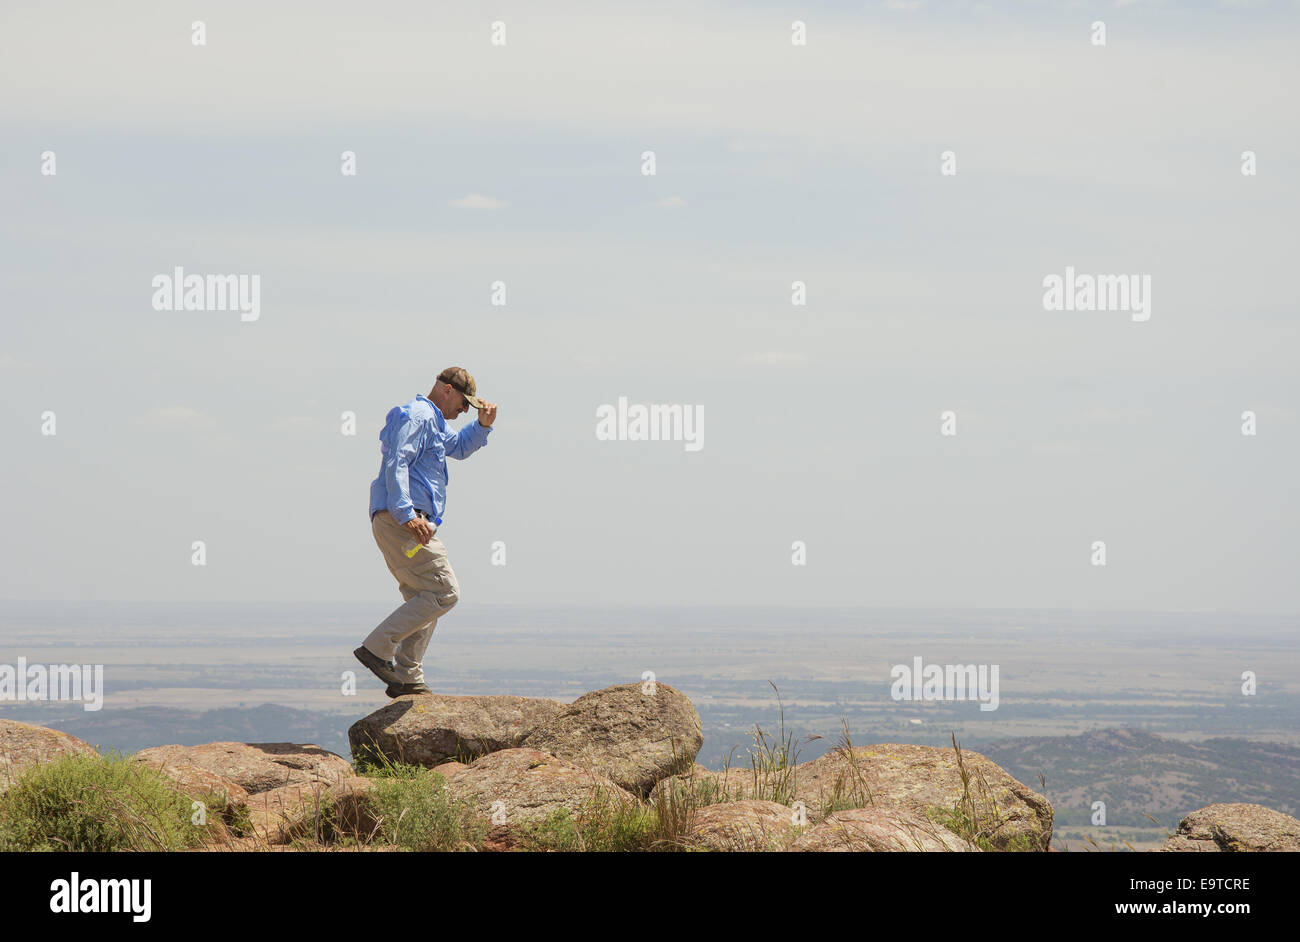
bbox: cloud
[5,2,1294,190]
[450,193,507,210]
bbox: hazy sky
[1,1,1297,612]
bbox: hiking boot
[353,646,402,686]
[387,681,433,698]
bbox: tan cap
[438,366,484,410]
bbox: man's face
[438,381,472,419]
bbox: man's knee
[416,574,458,612]
[406,552,459,611]
[435,581,460,611]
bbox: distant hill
[0,704,351,760]
[975,727,1300,827]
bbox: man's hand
[477,401,498,428]
[403,517,433,544]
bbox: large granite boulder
[0,719,98,794]
[793,744,1052,850]
[648,742,1051,851]
[790,807,979,852]
[1161,803,1300,852]
[131,742,353,794]
[348,694,566,769]
[439,747,641,850]
[521,683,702,797]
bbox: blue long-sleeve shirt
[368,394,492,525]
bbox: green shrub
[361,762,485,851]
[514,787,659,852]
[0,752,209,852]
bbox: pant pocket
[404,540,455,594]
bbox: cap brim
[464,394,484,409]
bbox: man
[354,366,498,697]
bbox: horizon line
[1,598,1296,619]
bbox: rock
[441,747,641,850]
[789,807,979,852]
[653,743,1051,850]
[792,744,1051,850]
[650,764,767,807]
[327,777,380,841]
[521,683,703,797]
[243,781,332,844]
[134,757,250,813]
[348,695,566,769]
[1161,803,1300,852]
[243,774,351,847]
[0,719,98,794]
[131,742,353,795]
[688,800,803,851]
[241,776,376,845]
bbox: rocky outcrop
[132,742,353,794]
[346,684,703,799]
[437,747,640,849]
[648,743,1051,851]
[790,744,1052,850]
[688,800,803,851]
[3,696,1071,853]
[789,807,979,852]
[521,683,703,797]
[348,695,566,769]
[0,719,98,794]
[1161,803,1300,852]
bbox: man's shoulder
[384,396,438,432]
[395,395,436,419]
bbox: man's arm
[444,411,493,460]
[380,408,426,522]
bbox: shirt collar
[418,393,445,422]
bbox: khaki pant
[362,510,461,685]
